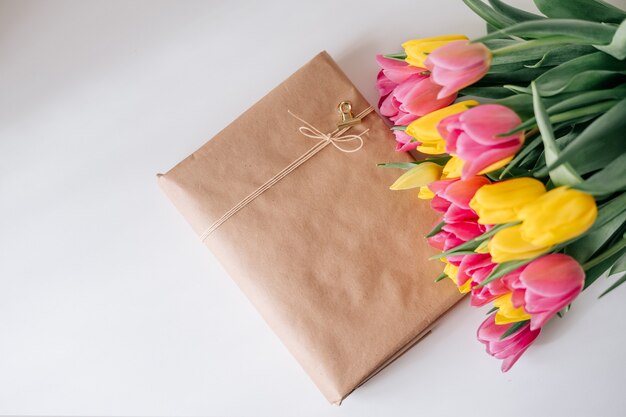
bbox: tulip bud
[389,162,443,190]
[393,130,420,152]
[495,254,585,331]
[493,293,531,325]
[469,178,547,225]
[512,254,585,330]
[477,313,540,372]
[376,55,456,127]
[425,40,492,98]
[489,224,550,264]
[405,100,478,155]
[441,155,464,179]
[519,187,597,247]
[438,104,524,178]
[402,34,469,68]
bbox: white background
[2,0,626,416]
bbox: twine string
[199,106,374,241]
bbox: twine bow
[199,105,374,241]
[288,109,371,153]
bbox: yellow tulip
[406,101,479,155]
[443,261,471,294]
[402,35,469,68]
[477,156,515,175]
[441,155,463,179]
[418,186,435,199]
[469,178,547,225]
[416,156,463,199]
[389,162,442,190]
[519,187,598,247]
[493,293,531,325]
[489,224,550,263]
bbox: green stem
[583,237,626,271]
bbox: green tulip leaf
[533,0,626,24]
[494,94,536,119]
[477,67,553,85]
[429,223,516,260]
[599,274,626,298]
[426,221,446,238]
[489,61,549,73]
[435,272,449,282]
[506,122,587,178]
[531,82,583,186]
[488,0,545,22]
[583,235,626,288]
[573,153,626,197]
[593,192,626,230]
[499,320,530,340]
[377,155,451,170]
[524,44,596,68]
[548,84,626,114]
[506,100,615,136]
[584,245,626,289]
[377,162,427,169]
[503,85,531,95]
[565,204,626,263]
[476,259,534,288]
[541,98,626,176]
[483,38,519,50]
[459,86,515,99]
[490,42,560,65]
[463,0,516,30]
[596,19,626,60]
[531,126,584,174]
[473,19,616,45]
[532,52,626,97]
[499,135,543,178]
[382,52,407,61]
[610,252,626,275]
[486,306,499,315]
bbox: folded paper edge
[331,294,465,405]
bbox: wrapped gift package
[157,51,462,404]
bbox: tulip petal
[459,104,522,146]
[520,254,585,297]
[443,176,490,209]
[489,225,550,263]
[389,162,443,190]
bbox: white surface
[1,0,626,416]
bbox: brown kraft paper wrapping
[157,51,463,404]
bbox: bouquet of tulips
[377,0,626,371]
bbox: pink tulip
[429,176,490,223]
[451,253,495,295]
[425,40,491,98]
[393,130,420,152]
[455,253,507,307]
[428,221,484,252]
[376,55,456,128]
[427,176,491,274]
[477,313,540,372]
[502,254,585,331]
[438,104,524,178]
